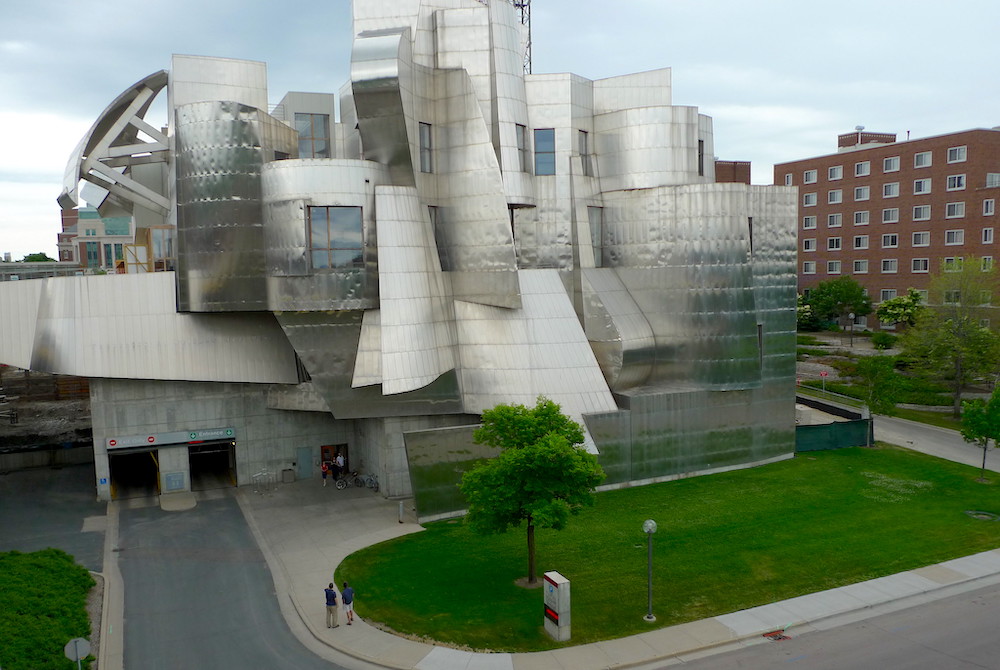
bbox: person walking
[341,581,355,624]
[321,461,330,487]
[324,583,339,628]
[335,452,345,480]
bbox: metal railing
[252,469,277,495]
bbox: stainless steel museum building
[0,1,797,516]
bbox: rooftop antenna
[510,0,532,73]
[855,125,865,145]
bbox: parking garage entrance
[188,440,236,491]
[108,448,160,499]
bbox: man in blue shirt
[342,581,355,625]
[324,583,339,628]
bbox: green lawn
[338,445,1000,652]
[0,548,95,670]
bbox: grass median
[338,444,1000,652]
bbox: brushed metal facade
[4,0,799,505]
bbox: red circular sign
[109,439,117,447]
[819,371,829,377]
[147,436,155,443]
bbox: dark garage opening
[109,449,159,499]
[189,440,236,492]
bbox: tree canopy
[901,258,1000,416]
[875,288,925,327]
[460,397,605,584]
[853,355,902,417]
[18,252,55,262]
[805,276,872,325]
[961,388,1000,480]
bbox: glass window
[914,151,932,168]
[944,257,964,272]
[308,206,364,269]
[912,258,929,273]
[882,208,899,223]
[881,233,898,248]
[419,122,433,173]
[827,260,842,274]
[516,124,530,172]
[803,169,817,184]
[803,215,817,229]
[854,211,870,226]
[880,289,897,302]
[988,173,1000,188]
[803,192,817,206]
[827,237,842,251]
[985,199,996,216]
[912,231,930,247]
[883,156,900,172]
[945,229,965,245]
[784,173,793,186]
[854,259,869,273]
[581,130,594,177]
[828,165,843,180]
[854,186,869,201]
[802,260,816,274]
[534,128,556,175]
[828,213,842,227]
[854,235,869,249]
[828,189,842,204]
[984,227,994,244]
[946,202,966,218]
[85,241,99,268]
[882,182,899,198]
[294,113,331,158]
[855,161,870,177]
[913,178,931,194]
[913,205,931,221]
[947,174,966,191]
[943,289,961,303]
[983,257,994,272]
[802,238,816,251]
[947,146,967,163]
[881,259,898,273]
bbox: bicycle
[363,473,379,492]
[335,470,365,490]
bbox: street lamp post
[642,519,657,622]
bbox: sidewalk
[234,431,1000,670]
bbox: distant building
[776,128,1000,328]
[0,0,796,514]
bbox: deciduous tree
[459,397,605,585]
[961,388,1000,481]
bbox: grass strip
[0,548,95,670]
[339,445,1000,652]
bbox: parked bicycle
[335,470,365,490]
[363,473,379,492]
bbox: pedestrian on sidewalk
[321,461,330,487]
[335,452,345,480]
[324,583,340,628]
[342,581,355,624]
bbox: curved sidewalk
[236,454,1000,670]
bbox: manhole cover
[763,630,790,641]
[965,510,1000,521]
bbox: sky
[2,0,998,261]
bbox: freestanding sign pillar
[543,571,571,641]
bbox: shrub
[871,332,898,350]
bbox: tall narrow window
[294,113,331,158]
[579,130,593,176]
[308,206,364,269]
[534,128,555,175]
[516,124,529,172]
[419,122,433,173]
[697,139,705,177]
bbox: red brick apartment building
[775,128,1000,328]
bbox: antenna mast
[510,0,532,73]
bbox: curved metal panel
[22,273,298,382]
[261,159,386,310]
[581,268,655,390]
[174,101,297,312]
[374,185,456,394]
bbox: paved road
[117,494,345,669]
[0,462,105,570]
[667,579,1000,669]
[875,414,998,473]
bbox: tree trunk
[953,356,964,418]
[527,519,536,584]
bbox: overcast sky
[2,0,998,260]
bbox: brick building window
[947,146,967,163]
